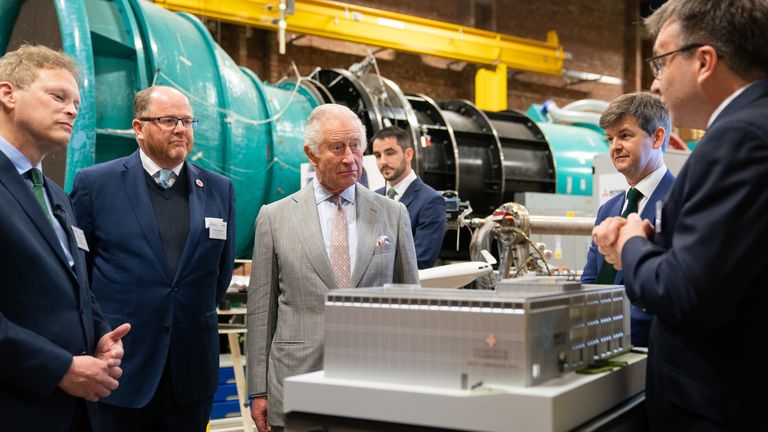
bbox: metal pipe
[529,215,594,235]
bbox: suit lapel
[640,170,674,221]
[398,178,420,208]
[296,185,337,289]
[351,185,378,287]
[46,186,82,281]
[0,155,74,276]
[122,151,170,278]
[173,162,205,281]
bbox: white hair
[304,103,366,156]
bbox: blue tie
[157,169,174,190]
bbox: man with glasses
[71,85,235,431]
[593,1,768,429]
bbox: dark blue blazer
[0,152,110,431]
[622,79,768,431]
[377,176,445,269]
[581,169,674,347]
[71,150,235,408]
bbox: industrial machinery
[462,201,595,288]
[1,0,608,258]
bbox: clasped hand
[58,323,131,402]
[592,213,653,270]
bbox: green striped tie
[28,168,52,224]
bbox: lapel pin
[196,179,204,188]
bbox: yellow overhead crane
[152,0,566,111]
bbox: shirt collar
[632,164,667,200]
[707,81,757,128]
[313,177,356,205]
[388,170,417,198]
[0,135,40,176]
[139,148,183,176]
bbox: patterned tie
[28,168,52,224]
[156,169,175,190]
[595,187,644,284]
[386,188,397,200]
[329,195,351,289]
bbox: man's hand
[593,216,627,267]
[251,396,269,432]
[593,213,652,270]
[57,356,120,402]
[95,323,131,378]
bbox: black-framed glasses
[140,116,199,129]
[647,43,704,79]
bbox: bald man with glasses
[71,85,235,431]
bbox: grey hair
[599,92,671,151]
[645,0,768,81]
[304,104,366,156]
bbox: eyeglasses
[647,43,703,79]
[140,116,199,129]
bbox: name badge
[71,226,90,251]
[655,200,663,235]
[205,217,227,240]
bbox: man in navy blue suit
[594,1,768,429]
[71,85,235,431]
[372,126,446,269]
[581,92,675,347]
[0,45,130,432]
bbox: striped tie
[329,195,351,288]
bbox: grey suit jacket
[246,183,419,425]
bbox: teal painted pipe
[536,122,608,196]
[527,104,609,196]
[1,0,320,258]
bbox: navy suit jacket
[621,80,768,431]
[581,169,675,346]
[71,150,235,408]
[0,152,110,431]
[377,176,446,269]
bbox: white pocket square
[376,235,392,246]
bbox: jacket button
[172,284,179,292]
[162,325,170,333]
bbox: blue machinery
[1,0,608,258]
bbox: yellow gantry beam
[152,0,565,76]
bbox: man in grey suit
[247,103,419,431]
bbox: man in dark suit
[372,126,446,269]
[71,85,235,431]
[0,45,129,432]
[581,92,675,347]
[593,1,768,429]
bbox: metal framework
[153,0,566,111]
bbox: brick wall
[212,0,646,112]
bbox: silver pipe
[529,215,594,235]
